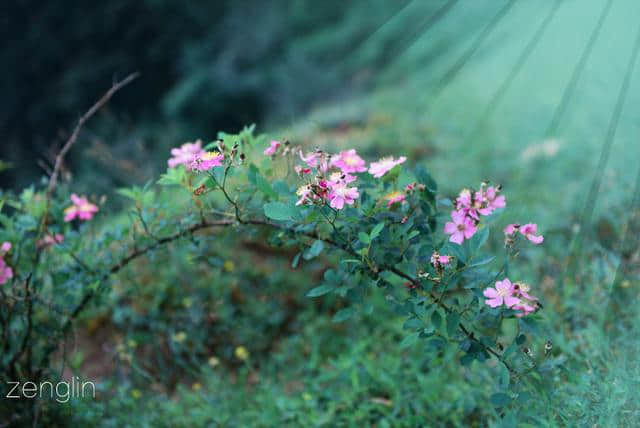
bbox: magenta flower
[263,140,281,156]
[456,189,472,210]
[294,165,311,175]
[512,282,539,317]
[64,194,99,222]
[331,149,367,173]
[485,186,506,210]
[519,223,543,244]
[0,242,10,254]
[368,156,407,178]
[483,279,520,308]
[168,141,205,168]
[443,210,477,244]
[327,182,359,210]
[190,151,224,172]
[385,191,405,208]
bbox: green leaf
[303,240,324,260]
[370,223,385,240]
[446,312,460,338]
[306,284,336,297]
[468,255,495,267]
[400,332,419,348]
[358,232,371,244]
[291,252,301,269]
[431,310,442,329]
[264,202,296,221]
[332,307,355,323]
[490,392,512,407]
[468,227,489,253]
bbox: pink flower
[430,252,451,269]
[327,182,359,210]
[511,282,539,317]
[483,279,520,308]
[443,210,477,244]
[294,165,311,175]
[456,189,472,210]
[168,141,205,168]
[385,191,405,208]
[190,151,224,172]
[263,140,281,156]
[64,194,99,222]
[519,223,543,244]
[331,149,367,173]
[368,156,407,178]
[0,242,10,254]
[37,234,64,249]
[485,186,506,210]
[503,223,519,236]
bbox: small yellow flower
[131,389,141,399]
[192,382,202,391]
[208,356,220,368]
[173,332,187,343]
[235,346,249,361]
[223,260,236,272]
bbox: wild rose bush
[0,126,560,420]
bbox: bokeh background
[2,0,640,425]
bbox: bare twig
[45,72,140,199]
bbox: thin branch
[45,72,140,199]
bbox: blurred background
[2,0,640,425]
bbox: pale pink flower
[168,141,205,168]
[512,302,537,317]
[328,171,356,184]
[0,242,10,254]
[519,223,544,244]
[483,279,520,308]
[263,140,281,156]
[64,194,99,222]
[190,151,224,172]
[327,182,359,210]
[300,151,320,168]
[37,234,64,249]
[296,184,314,206]
[456,189,472,210]
[368,156,407,178]
[443,210,477,244]
[503,223,519,236]
[405,183,416,192]
[485,186,506,210]
[513,282,538,301]
[331,149,367,173]
[385,191,405,208]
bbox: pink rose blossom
[331,149,367,173]
[64,194,99,222]
[368,156,407,178]
[483,279,520,308]
[443,210,477,244]
[511,282,539,317]
[168,141,205,168]
[0,242,12,285]
[327,182,359,210]
[0,242,10,254]
[503,223,519,236]
[300,151,320,168]
[385,191,405,208]
[430,252,451,269]
[294,165,311,175]
[519,223,544,244]
[263,140,281,156]
[190,151,224,172]
[37,234,64,249]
